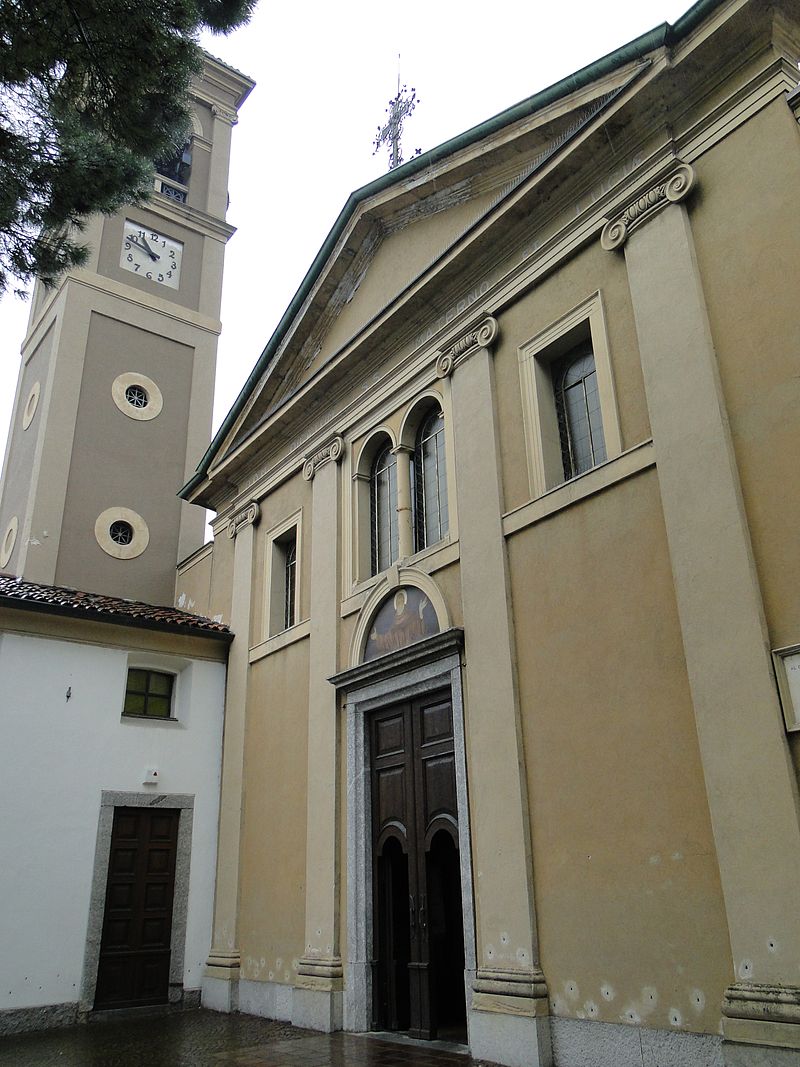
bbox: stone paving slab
[0,1009,499,1067]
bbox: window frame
[552,342,607,480]
[122,667,176,720]
[518,292,621,498]
[412,407,449,553]
[263,509,303,640]
[154,139,193,203]
[369,440,399,577]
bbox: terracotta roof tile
[0,574,231,639]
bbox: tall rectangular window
[518,292,622,498]
[268,523,300,637]
[371,444,398,575]
[412,410,449,552]
[283,533,297,630]
[552,342,607,480]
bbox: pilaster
[604,164,800,1061]
[445,318,552,1067]
[295,436,345,1032]
[392,444,414,559]
[202,500,259,1013]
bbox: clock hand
[129,236,160,261]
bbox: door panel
[370,693,464,1040]
[94,806,179,1010]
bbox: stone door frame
[331,629,476,1037]
[80,791,194,1013]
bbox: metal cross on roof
[373,67,420,171]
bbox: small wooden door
[370,692,466,1040]
[94,807,179,1010]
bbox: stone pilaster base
[202,951,241,1013]
[470,967,551,1067]
[469,1009,552,1067]
[722,982,800,1063]
[296,955,343,981]
[293,957,343,1030]
[239,979,293,1022]
[292,986,343,1031]
[201,972,239,1013]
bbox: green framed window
[123,668,174,718]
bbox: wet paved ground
[0,1009,499,1067]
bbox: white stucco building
[0,575,231,1032]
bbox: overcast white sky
[0,0,691,474]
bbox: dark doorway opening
[426,829,467,1042]
[370,693,467,1042]
[94,806,179,1010]
[375,837,411,1031]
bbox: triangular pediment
[211,76,634,470]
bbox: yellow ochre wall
[238,636,310,985]
[507,469,731,1035]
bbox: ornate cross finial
[373,58,420,171]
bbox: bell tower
[0,55,253,605]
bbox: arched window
[553,342,607,480]
[412,410,448,552]
[154,141,192,203]
[371,443,398,574]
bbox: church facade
[174,2,800,1065]
[2,0,800,1064]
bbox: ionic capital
[302,434,345,481]
[227,501,260,538]
[436,315,499,378]
[211,103,238,126]
[601,163,696,251]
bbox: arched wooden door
[370,691,466,1040]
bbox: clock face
[120,221,183,290]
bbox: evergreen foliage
[0,0,255,295]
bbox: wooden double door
[94,807,179,1010]
[370,692,466,1040]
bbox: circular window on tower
[0,515,19,567]
[95,507,149,559]
[112,372,163,421]
[109,520,134,546]
[124,384,149,410]
[22,381,41,430]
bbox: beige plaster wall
[238,637,310,985]
[175,544,213,617]
[0,323,55,574]
[251,473,312,643]
[494,239,649,513]
[56,312,193,603]
[431,561,463,628]
[207,527,235,627]
[690,98,800,651]
[311,192,497,376]
[507,468,731,1035]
